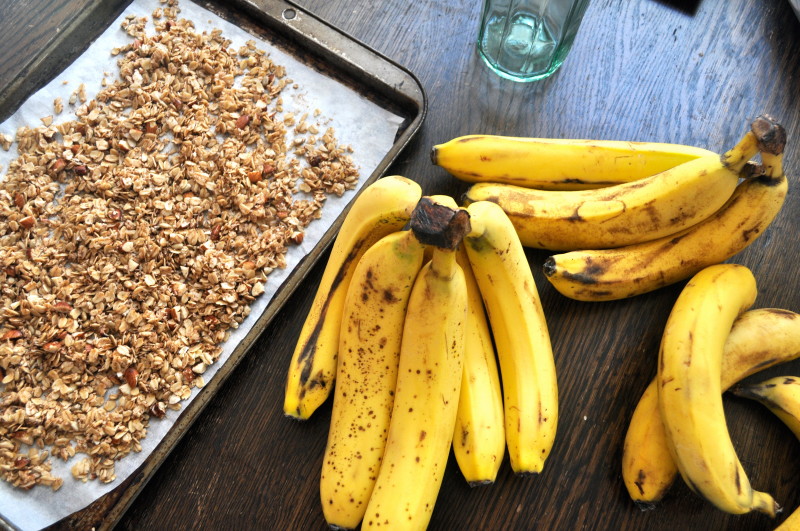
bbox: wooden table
[1,0,800,529]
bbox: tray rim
[0,0,427,529]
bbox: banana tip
[467,479,494,488]
[727,384,764,402]
[543,257,556,277]
[430,145,439,165]
[633,500,658,512]
[283,410,308,422]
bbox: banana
[461,116,782,251]
[362,241,468,530]
[657,264,778,516]
[431,134,714,190]
[732,375,800,440]
[320,229,426,530]
[283,175,422,420]
[452,247,505,486]
[463,200,558,475]
[732,375,800,531]
[778,511,800,531]
[622,308,800,508]
[543,148,788,302]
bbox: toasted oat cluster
[0,1,358,490]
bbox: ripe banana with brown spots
[622,308,800,508]
[452,247,505,486]
[732,375,800,441]
[657,264,778,516]
[283,176,422,420]
[431,134,714,190]
[544,141,788,301]
[464,200,557,475]
[320,229,426,530]
[461,116,782,251]
[362,204,468,530]
[732,376,800,530]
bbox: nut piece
[19,216,36,229]
[1,329,23,340]
[51,301,73,313]
[123,367,139,388]
[235,114,251,129]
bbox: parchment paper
[0,1,403,529]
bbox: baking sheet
[0,0,412,529]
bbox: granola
[0,0,358,490]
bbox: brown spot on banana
[735,466,743,495]
[306,370,329,392]
[566,208,584,222]
[543,256,608,285]
[460,427,469,447]
[383,289,399,303]
[296,302,331,390]
[683,331,694,367]
[763,308,798,319]
[635,470,648,496]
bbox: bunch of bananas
[433,115,789,301]
[283,177,557,530]
[282,113,796,528]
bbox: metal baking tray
[0,0,425,529]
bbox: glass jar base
[478,50,565,82]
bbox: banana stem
[721,115,785,174]
[760,151,785,182]
[721,131,758,173]
[410,197,471,250]
[431,247,458,279]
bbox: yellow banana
[732,375,800,531]
[284,176,422,420]
[543,149,788,301]
[464,200,557,475]
[452,247,505,486]
[622,308,800,508]
[777,506,800,530]
[362,242,468,531]
[461,116,782,251]
[431,134,714,190]
[657,264,778,516]
[732,375,800,440]
[320,229,426,530]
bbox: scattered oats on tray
[0,0,358,491]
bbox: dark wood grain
[1,0,800,529]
